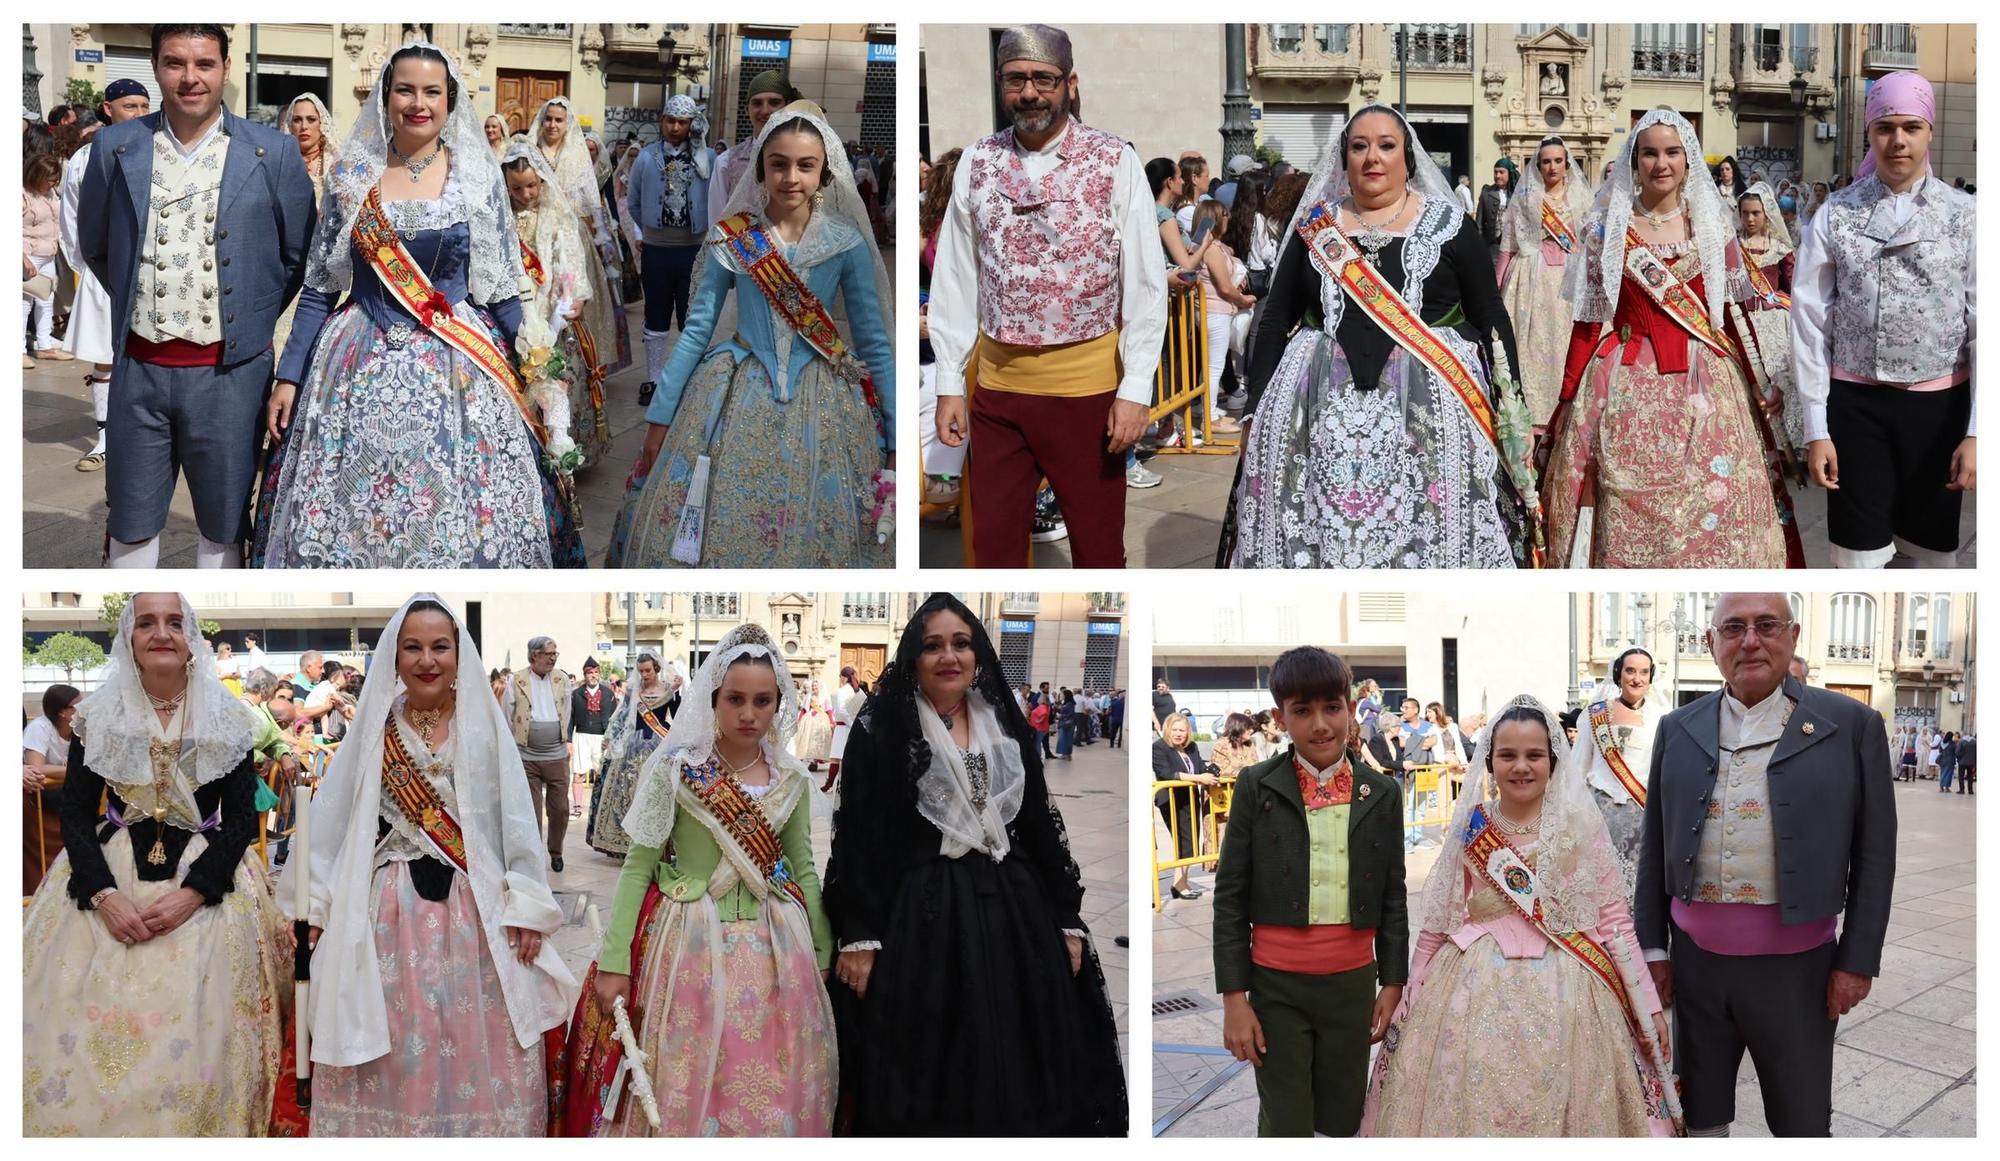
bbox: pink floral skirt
[310,862,547,1136]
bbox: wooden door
[497,71,568,134]
[1828,683,1874,706]
[841,644,887,687]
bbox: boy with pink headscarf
[1792,70,1975,568]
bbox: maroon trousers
[968,386,1127,567]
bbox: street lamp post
[24,27,44,120]
[1790,71,1809,185]
[1220,25,1256,170]
[659,31,679,100]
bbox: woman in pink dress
[1364,696,1681,1136]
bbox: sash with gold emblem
[639,705,671,741]
[379,712,469,872]
[1620,227,1737,360]
[1587,699,1647,805]
[1541,200,1578,253]
[679,756,808,909]
[354,186,547,445]
[1741,251,1792,310]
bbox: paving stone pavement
[1151,775,1975,1137]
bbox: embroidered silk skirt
[561,322,614,469]
[256,302,555,569]
[615,900,835,1136]
[1736,298,1805,458]
[22,832,287,1136]
[585,731,666,857]
[1543,333,1788,568]
[1366,934,1656,1136]
[1232,328,1520,569]
[1498,244,1575,425]
[606,348,889,568]
[309,862,548,1136]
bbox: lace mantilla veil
[72,594,259,789]
[622,624,803,850]
[282,93,340,168]
[1509,134,1595,246]
[303,40,522,304]
[1738,179,1796,253]
[1416,694,1626,938]
[1563,106,1749,328]
[600,646,669,771]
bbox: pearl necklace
[717,745,764,778]
[1634,198,1687,230]
[1492,803,1543,835]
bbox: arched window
[1828,593,1875,660]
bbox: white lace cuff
[1061,928,1088,940]
[839,940,883,953]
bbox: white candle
[293,785,310,918]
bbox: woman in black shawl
[823,593,1126,1135]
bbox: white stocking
[1829,543,1895,569]
[1896,537,1960,569]
[197,536,241,569]
[89,370,111,454]
[642,328,672,384]
[106,535,161,569]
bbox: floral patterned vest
[966,121,1125,347]
[1821,175,1974,383]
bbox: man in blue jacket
[79,24,315,567]
[622,94,715,403]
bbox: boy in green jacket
[1213,645,1409,1136]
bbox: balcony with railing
[1732,28,1825,97]
[691,593,739,619]
[1864,24,1918,72]
[1633,27,1704,80]
[1001,592,1040,613]
[1393,24,1471,72]
[1086,592,1127,614]
[500,24,573,39]
[1827,639,1875,662]
[842,593,891,623]
[1253,24,1360,81]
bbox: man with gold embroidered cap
[929,23,1167,567]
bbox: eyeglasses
[999,71,1066,94]
[1710,618,1794,641]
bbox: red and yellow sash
[519,236,610,431]
[1621,226,1736,360]
[639,706,671,740]
[1587,699,1648,806]
[548,882,666,1135]
[1297,201,1499,451]
[1541,200,1577,253]
[354,186,546,445]
[680,756,808,910]
[380,715,469,872]
[711,212,884,423]
[1742,252,1792,310]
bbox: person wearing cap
[1792,70,1975,568]
[929,23,1168,567]
[58,77,152,473]
[710,69,799,227]
[622,94,716,402]
[567,656,618,820]
[78,24,317,568]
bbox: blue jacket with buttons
[79,109,316,370]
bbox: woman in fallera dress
[583,648,675,858]
[273,94,338,362]
[527,96,631,374]
[823,594,1125,1135]
[1364,697,1680,1137]
[1557,647,1666,899]
[553,624,835,1137]
[606,101,896,569]
[1729,181,1805,470]
[255,42,579,568]
[280,594,574,1136]
[1497,134,1593,426]
[23,593,287,1136]
[502,141,612,469]
[1228,104,1530,569]
[1545,107,1798,568]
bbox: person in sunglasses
[1635,592,1897,1137]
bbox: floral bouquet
[516,307,583,474]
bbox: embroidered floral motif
[968,124,1125,345]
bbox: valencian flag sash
[1588,700,1648,806]
[1542,199,1578,253]
[1620,226,1737,360]
[518,236,611,443]
[639,706,671,740]
[1742,252,1792,310]
[1297,201,1500,453]
[1462,804,1685,1133]
[680,757,810,911]
[711,212,886,438]
[380,715,470,871]
[548,883,667,1136]
[354,186,547,445]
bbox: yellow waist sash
[974,329,1122,397]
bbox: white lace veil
[623,623,802,849]
[1738,180,1795,253]
[304,41,519,303]
[530,96,604,222]
[1509,133,1593,249]
[282,93,340,168]
[1564,106,1743,327]
[500,138,590,309]
[1416,694,1625,938]
[702,100,894,335]
[1274,103,1463,335]
[72,593,259,789]
[602,646,671,771]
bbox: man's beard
[1008,90,1067,136]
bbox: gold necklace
[144,707,190,865]
[407,701,452,748]
[717,745,764,778]
[1635,198,1687,230]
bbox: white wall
[1401,592,1572,718]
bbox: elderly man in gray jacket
[1637,592,1896,1137]
[79,24,315,568]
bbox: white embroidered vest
[1821,175,1974,383]
[133,127,227,345]
[1692,699,1788,905]
[967,122,1124,347]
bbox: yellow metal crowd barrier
[1151,762,1465,910]
[1148,281,1238,456]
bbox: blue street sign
[868,42,897,64]
[1249,107,1262,121]
[743,38,791,60]
[75,49,103,63]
